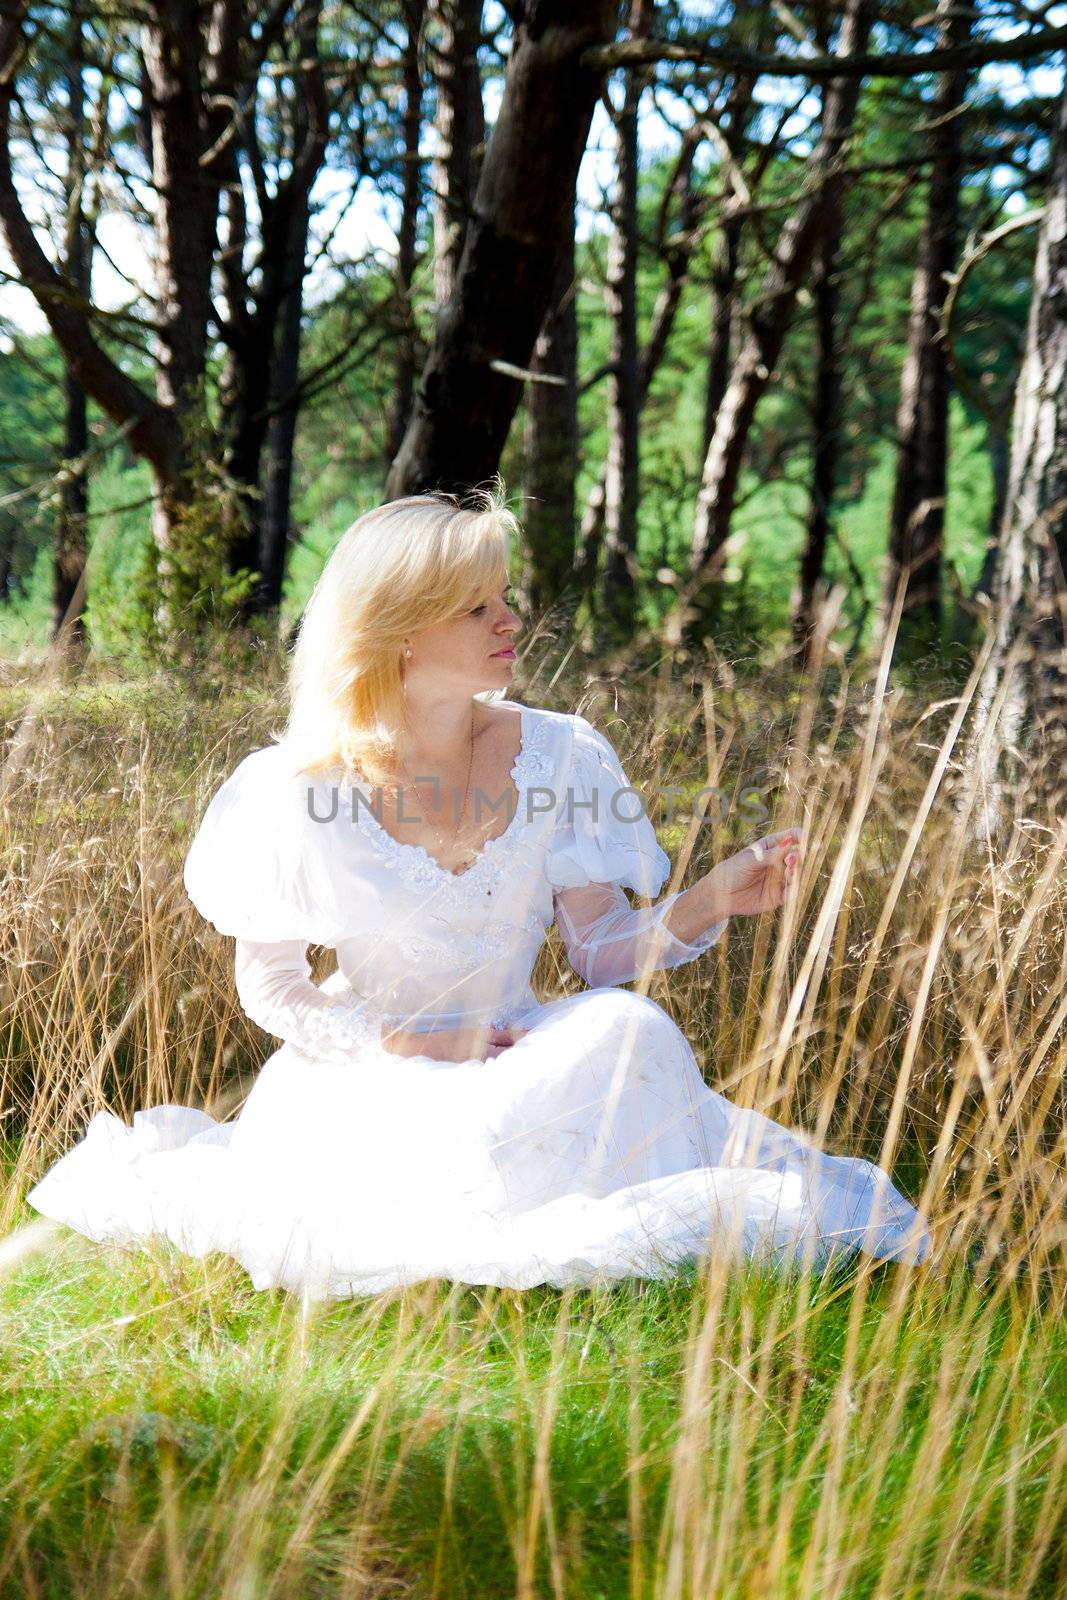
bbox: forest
[0,5,1061,688]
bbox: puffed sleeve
[183,743,367,946]
[545,712,672,897]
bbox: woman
[27,489,930,1296]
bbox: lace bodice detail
[344,704,558,908]
[183,702,729,1045]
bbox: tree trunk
[574,119,702,597]
[791,1,845,659]
[0,530,12,602]
[875,0,970,662]
[971,424,1010,612]
[385,0,428,466]
[221,0,328,610]
[142,0,218,414]
[429,0,484,317]
[702,211,744,463]
[522,204,578,620]
[140,0,243,615]
[791,178,843,660]
[701,3,765,462]
[600,0,653,636]
[384,0,618,499]
[685,0,876,632]
[966,84,1067,842]
[52,4,91,651]
[255,0,328,614]
[258,104,319,615]
[257,307,304,612]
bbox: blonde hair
[282,484,519,786]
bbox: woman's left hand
[706,827,806,918]
[382,1022,530,1061]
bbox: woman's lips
[492,648,516,658]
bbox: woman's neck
[398,696,488,770]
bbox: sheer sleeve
[553,883,728,988]
[234,939,384,1062]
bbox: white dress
[27,703,931,1296]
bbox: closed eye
[470,587,514,616]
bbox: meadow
[1,627,1065,1599]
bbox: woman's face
[403,574,522,692]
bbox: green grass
[3,1224,1066,1599]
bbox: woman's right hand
[381,1023,528,1062]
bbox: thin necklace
[398,702,476,866]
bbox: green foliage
[122,408,259,663]
[0,79,1045,664]
[1,1234,1065,1597]
[79,455,155,658]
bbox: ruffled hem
[27,1102,931,1300]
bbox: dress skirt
[27,987,931,1297]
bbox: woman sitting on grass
[28,486,931,1296]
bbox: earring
[404,647,413,658]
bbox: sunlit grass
[1,627,1065,1597]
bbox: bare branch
[581,24,1067,82]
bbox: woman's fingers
[751,827,806,863]
[484,1024,530,1057]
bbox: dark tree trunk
[791,178,844,660]
[876,0,971,661]
[430,0,484,317]
[385,0,428,467]
[791,2,846,659]
[220,0,328,610]
[0,531,12,601]
[142,0,219,413]
[967,83,1067,841]
[522,205,578,620]
[215,121,258,575]
[574,119,702,597]
[258,0,327,616]
[52,4,91,651]
[600,0,652,637]
[256,0,327,615]
[142,0,243,612]
[384,0,618,499]
[685,0,876,632]
[256,238,311,613]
